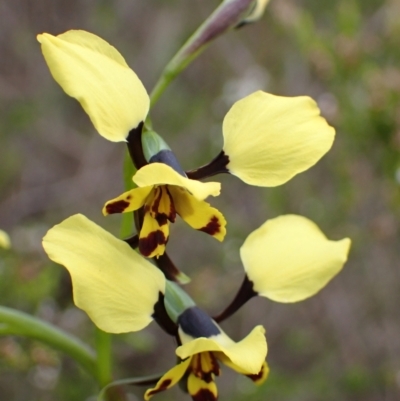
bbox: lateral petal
[37,30,150,142]
[169,187,226,241]
[103,186,153,215]
[138,211,169,258]
[222,91,335,186]
[241,215,351,302]
[42,214,165,333]
[144,357,192,400]
[176,325,267,375]
[133,163,221,200]
[187,373,218,401]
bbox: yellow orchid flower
[0,229,11,249]
[145,307,268,401]
[42,214,166,333]
[103,163,226,258]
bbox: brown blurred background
[1,0,400,400]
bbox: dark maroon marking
[105,200,130,214]
[124,234,139,249]
[152,292,178,336]
[151,187,163,215]
[155,252,182,282]
[126,195,132,200]
[152,187,176,226]
[199,216,220,236]
[126,121,147,169]
[145,379,172,397]
[213,275,257,323]
[138,230,167,257]
[191,388,217,401]
[246,364,265,382]
[192,352,220,383]
[186,151,230,180]
[165,187,177,222]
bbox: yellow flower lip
[38,30,150,142]
[103,163,227,258]
[145,320,268,400]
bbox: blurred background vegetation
[1,0,400,400]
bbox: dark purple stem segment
[213,275,257,323]
[186,151,230,180]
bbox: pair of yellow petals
[38,30,336,257]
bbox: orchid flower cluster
[36,3,350,400]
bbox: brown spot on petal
[191,389,217,401]
[146,379,172,397]
[105,200,130,214]
[139,230,167,257]
[246,363,265,383]
[199,216,220,236]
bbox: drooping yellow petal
[177,325,267,375]
[241,215,351,303]
[169,187,226,241]
[187,373,218,401]
[133,163,221,200]
[222,91,335,187]
[42,214,165,333]
[221,358,269,385]
[103,186,153,215]
[37,30,150,142]
[138,208,169,258]
[144,357,192,400]
[0,230,11,249]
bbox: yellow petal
[0,229,11,249]
[169,187,226,241]
[133,163,221,200]
[103,186,153,215]
[37,30,149,142]
[221,358,269,385]
[187,372,218,401]
[222,91,335,187]
[138,209,169,258]
[177,325,267,375]
[241,215,351,302]
[144,357,191,400]
[42,214,165,333]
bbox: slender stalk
[149,0,255,107]
[95,328,113,387]
[0,306,96,377]
[97,374,164,401]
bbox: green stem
[0,306,96,377]
[95,328,113,387]
[149,0,255,107]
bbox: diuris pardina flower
[37,30,227,258]
[42,213,349,400]
[38,30,335,257]
[102,163,226,258]
[145,307,268,401]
